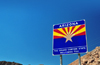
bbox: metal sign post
[60,55,63,65]
[78,53,81,65]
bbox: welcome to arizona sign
[53,20,88,55]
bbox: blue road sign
[53,20,88,55]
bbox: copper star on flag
[65,33,73,42]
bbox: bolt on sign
[53,20,88,55]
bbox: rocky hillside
[69,46,100,65]
[0,61,22,65]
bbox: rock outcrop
[69,46,100,65]
[0,61,22,65]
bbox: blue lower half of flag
[53,35,87,55]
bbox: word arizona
[59,22,78,28]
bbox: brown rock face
[69,46,100,65]
[0,61,22,65]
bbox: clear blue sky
[0,0,100,65]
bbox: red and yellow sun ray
[69,26,73,34]
[71,25,85,35]
[62,28,67,34]
[70,25,81,35]
[53,28,66,39]
[54,29,66,36]
[53,24,86,39]
[65,27,68,34]
[72,25,86,36]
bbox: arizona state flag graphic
[53,20,88,55]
